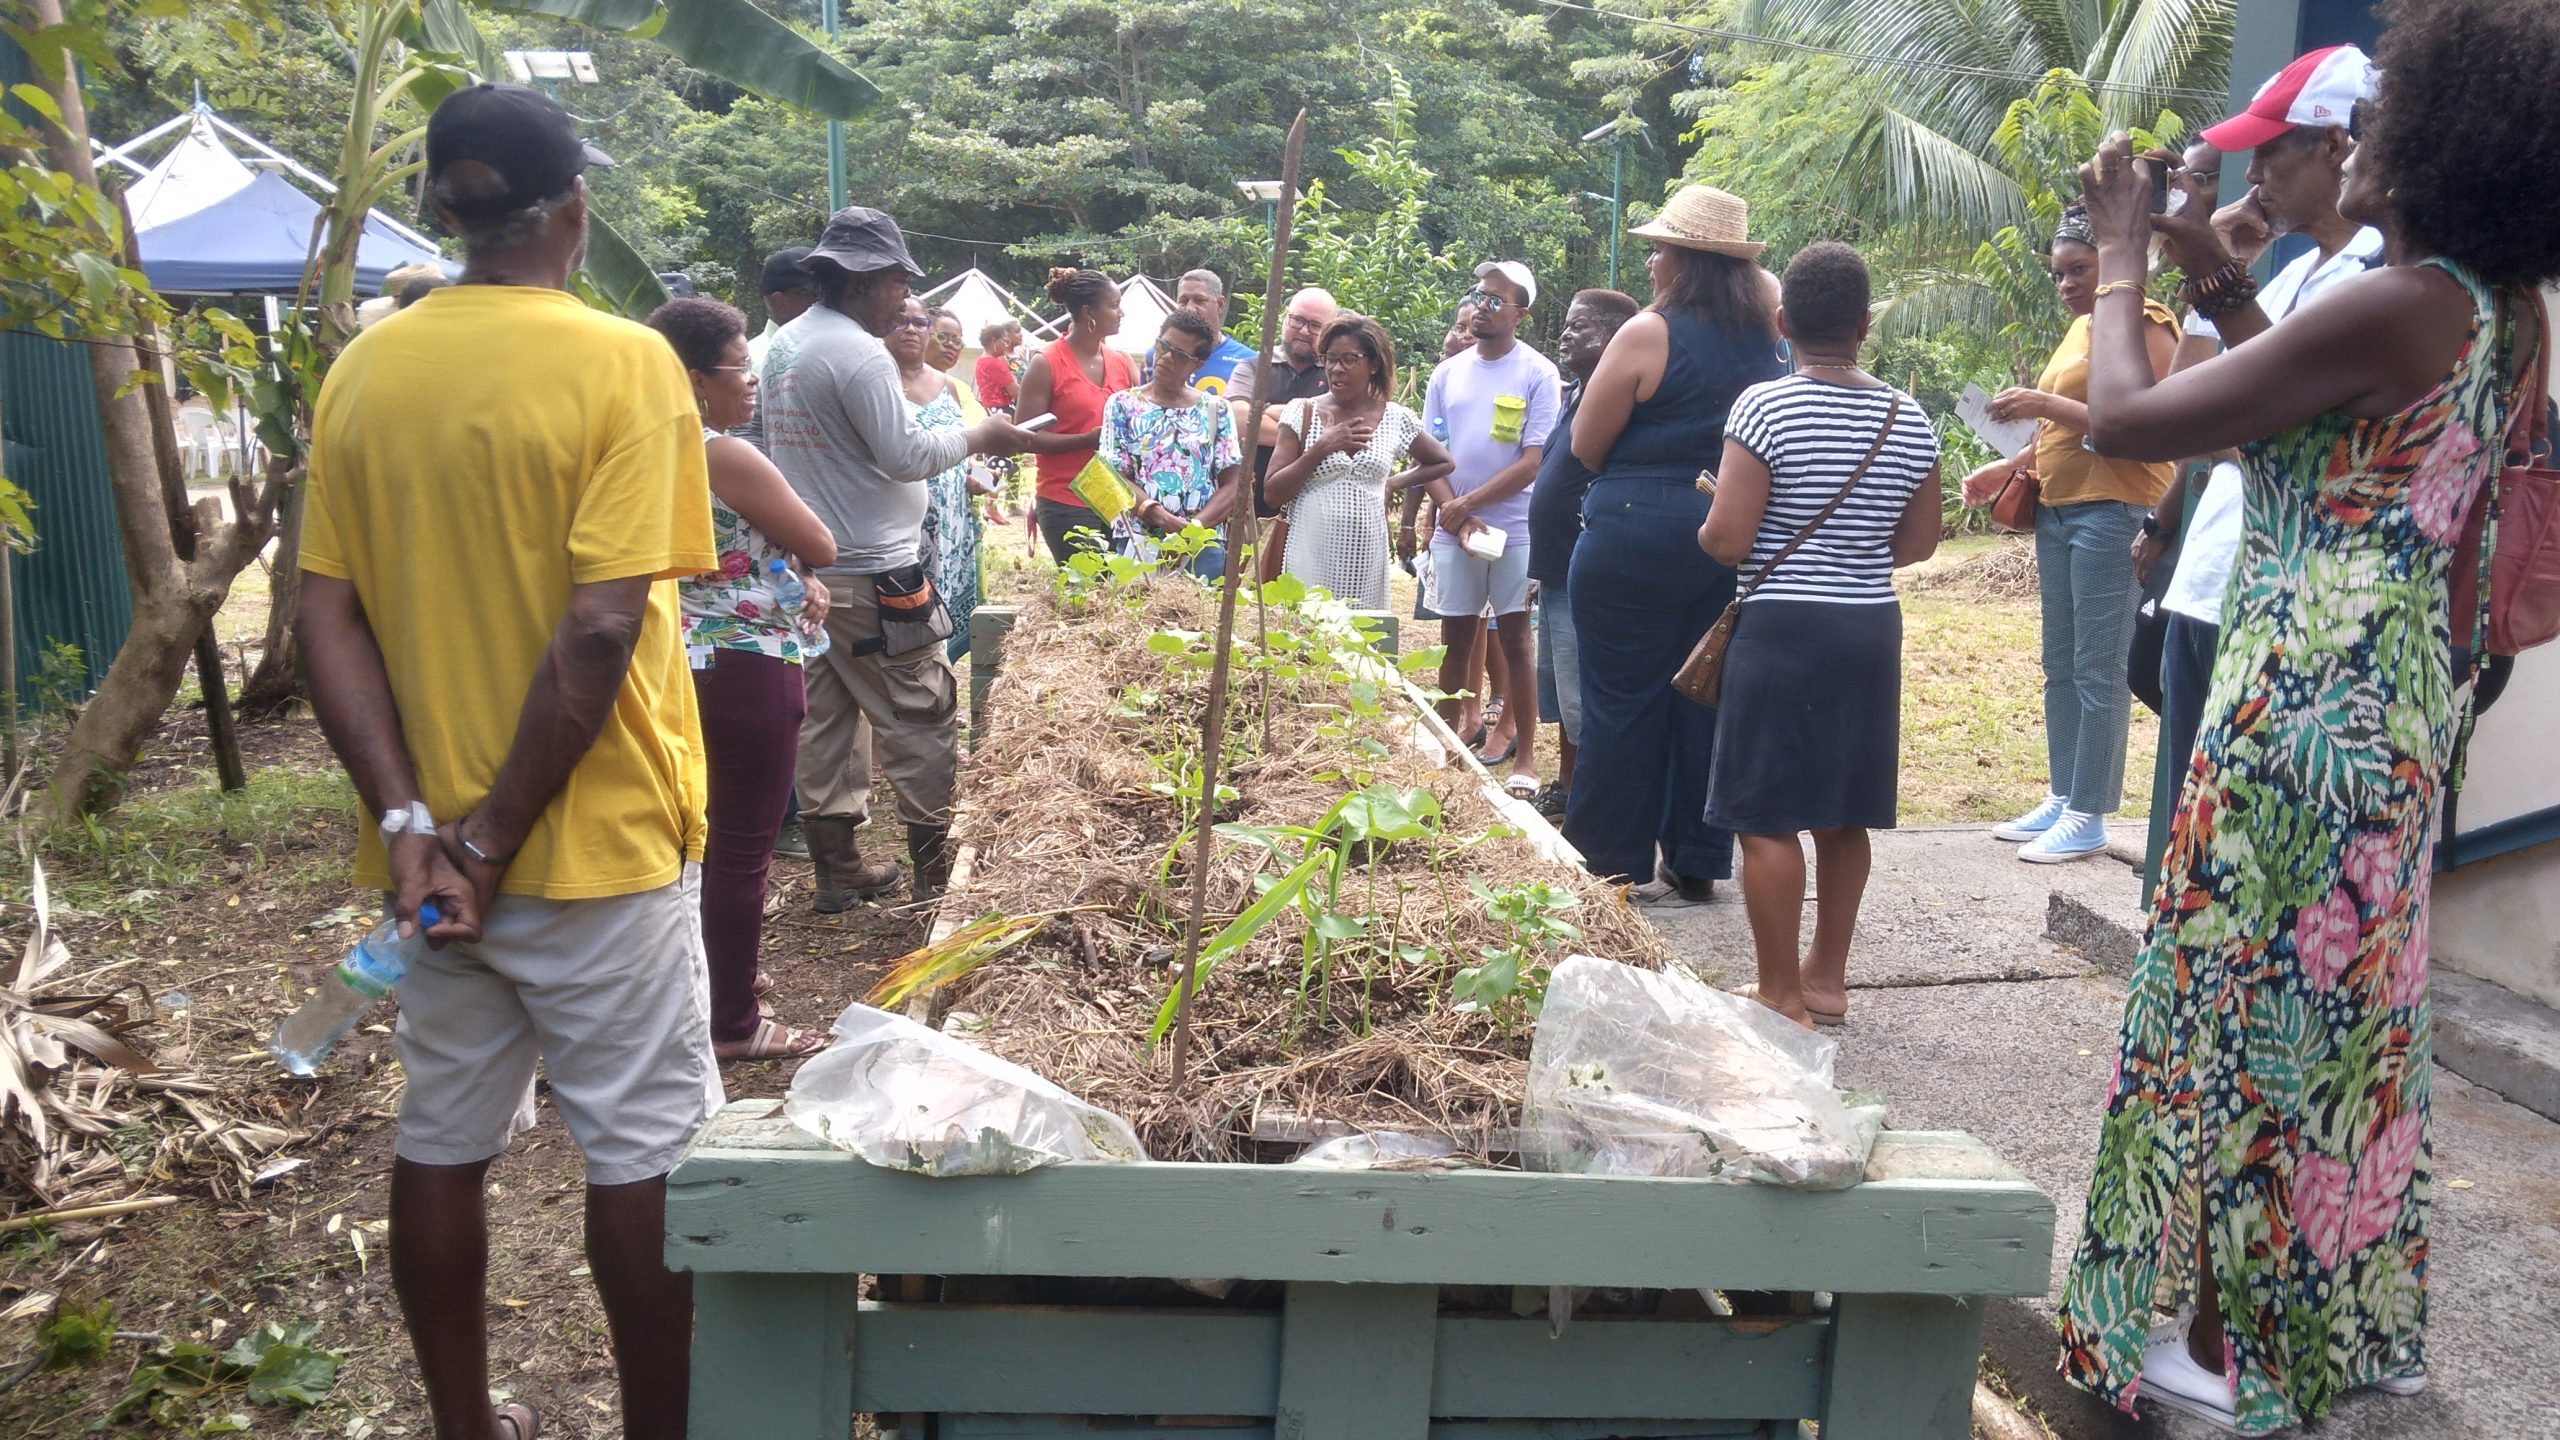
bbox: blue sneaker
[1991,793,2067,842]
[2020,808,2109,863]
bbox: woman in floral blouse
[647,298,838,1062]
[1100,308,1244,577]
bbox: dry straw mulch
[935,578,1671,1162]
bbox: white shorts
[393,864,724,1186]
[1426,535,1533,618]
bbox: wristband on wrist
[378,800,435,837]
[459,830,506,866]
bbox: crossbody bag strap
[1734,396,1902,601]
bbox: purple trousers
[691,647,806,1043]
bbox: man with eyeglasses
[1228,286,1339,577]
[1422,260,1561,796]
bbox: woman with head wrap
[1958,204,2180,862]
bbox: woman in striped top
[1697,242,1944,1029]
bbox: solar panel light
[502,50,599,85]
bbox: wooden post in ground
[1168,110,1307,1089]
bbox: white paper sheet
[1956,382,2039,459]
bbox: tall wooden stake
[1169,110,1307,1089]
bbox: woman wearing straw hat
[1564,184,1785,898]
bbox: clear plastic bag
[1292,1131,1462,1171]
[1521,955,1884,1189]
[784,1004,1147,1176]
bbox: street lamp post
[1580,118,1638,291]
[823,0,847,210]
[1236,179,1284,243]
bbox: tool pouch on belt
[866,562,954,657]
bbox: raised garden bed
[666,570,2056,1439]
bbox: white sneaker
[2021,808,2109,863]
[2373,1371,2428,1397]
[1992,793,2067,842]
[2139,1334,2241,1432]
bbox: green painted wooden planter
[669,1100,2054,1439]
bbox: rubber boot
[806,815,901,913]
[908,823,954,904]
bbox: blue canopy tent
[135,169,446,298]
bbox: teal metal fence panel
[2,311,134,714]
[2,32,135,708]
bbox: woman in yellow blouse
[1961,205,2178,861]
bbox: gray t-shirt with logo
[760,305,968,576]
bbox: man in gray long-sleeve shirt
[761,207,1027,907]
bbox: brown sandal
[716,1018,828,1063]
[496,1403,539,1440]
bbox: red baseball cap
[2201,45,2377,152]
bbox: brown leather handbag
[1675,400,1903,707]
[1988,457,2040,534]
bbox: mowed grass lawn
[1898,535,2157,825]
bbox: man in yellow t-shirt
[297,83,717,1440]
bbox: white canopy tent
[1106,273,1178,359]
[96,100,446,258]
[915,268,1055,354]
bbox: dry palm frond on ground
[930,577,1676,1162]
[3,841,307,1230]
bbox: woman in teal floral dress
[891,298,980,660]
[2057,7,2560,1430]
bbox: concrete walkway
[1641,825,2560,1439]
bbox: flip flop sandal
[1502,774,1541,799]
[716,1018,828,1063]
[496,1403,539,1440]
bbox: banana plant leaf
[480,0,880,119]
[579,209,671,317]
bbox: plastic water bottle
[767,559,831,659]
[1430,414,1451,444]
[270,903,438,1076]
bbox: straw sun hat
[1626,185,1765,260]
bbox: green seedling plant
[1196,782,1443,1033]
[37,1297,115,1369]
[1452,879,1583,1029]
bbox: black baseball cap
[426,83,613,219]
[760,247,817,296]
[803,206,923,278]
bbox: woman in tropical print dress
[1098,308,1244,579]
[2056,7,2560,1428]
[890,297,979,661]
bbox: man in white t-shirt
[1417,260,1562,793]
[2136,43,2382,780]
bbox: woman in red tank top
[1017,267,1133,562]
